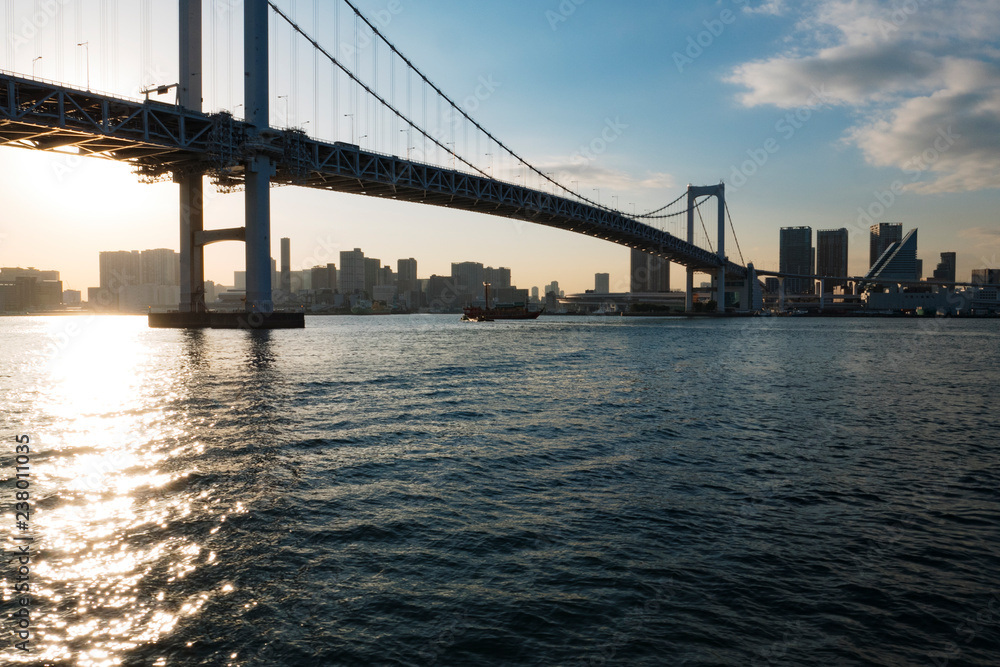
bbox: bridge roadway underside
[0,72,745,278]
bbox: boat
[462,282,543,321]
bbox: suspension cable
[338,0,609,210]
[696,201,715,254]
[633,190,686,218]
[725,200,746,266]
[267,1,491,179]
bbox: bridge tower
[177,0,204,313]
[685,184,726,313]
[243,0,274,314]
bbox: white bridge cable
[267,1,491,179]
[335,0,610,212]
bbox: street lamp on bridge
[32,56,42,78]
[76,42,89,90]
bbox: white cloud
[535,160,675,194]
[727,0,1000,192]
[742,0,786,16]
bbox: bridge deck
[0,72,746,277]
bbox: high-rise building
[451,262,485,301]
[484,266,511,290]
[971,268,1000,285]
[397,258,418,309]
[870,223,903,268]
[397,258,418,293]
[816,228,848,289]
[779,227,814,294]
[139,249,180,286]
[280,237,291,293]
[864,229,918,282]
[339,248,366,295]
[595,273,610,294]
[932,252,956,283]
[530,286,540,303]
[311,263,337,291]
[99,251,141,290]
[545,280,560,296]
[364,257,382,297]
[629,249,670,292]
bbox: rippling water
[2,314,999,666]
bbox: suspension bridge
[0,0,761,327]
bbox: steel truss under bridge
[0,70,746,278]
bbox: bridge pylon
[685,184,726,313]
[177,0,205,314]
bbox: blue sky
[1,0,998,294]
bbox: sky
[1,0,998,295]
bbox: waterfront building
[816,228,848,289]
[451,262,486,302]
[311,264,337,292]
[869,223,903,269]
[865,229,919,282]
[595,273,610,294]
[339,249,366,295]
[484,266,512,290]
[971,268,1000,285]
[280,238,291,294]
[630,249,670,292]
[779,226,814,294]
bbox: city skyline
[0,1,998,296]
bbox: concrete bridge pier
[178,0,205,314]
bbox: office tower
[484,266,511,290]
[99,251,141,290]
[531,286,539,303]
[870,223,903,268]
[397,258,418,293]
[280,237,291,293]
[339,248,366,294]
[139,248,180,286]
[779,227,814,294]
[397,258,418,308]
[545,280,560,296]
[451,262,485,300]
[971,268,1000,285]
[864,229,918,281]
[595,273,610,294]
[311,263,337,291]
[364,257,381,297]
[630,249,670,292]
[234,270,246,290]
[932,252,956,283]
[816,228,848,289]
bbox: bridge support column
[178,0,204,313]
[243,0,273,313]
[778,277,785,312]
[685,267,694,313]
[715,184,725,313]
[179,176,205,312]
[819,278,825,311]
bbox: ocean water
[1,314,998,666]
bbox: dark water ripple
[1,315,998,666]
